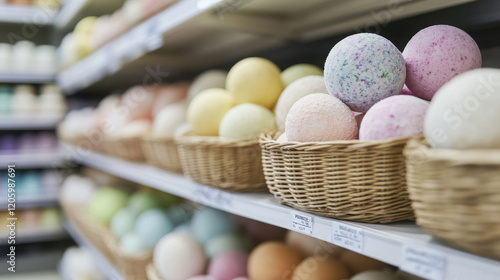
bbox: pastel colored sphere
[403,25,481,101]
[122,86,156,121]
[281,64,323,87]
[128,191,160,213]
[187,88,233,136]
[359,95,429,140]
[248,242,302,280]
[205,234,250,258]
[340,251,388,274]
[87,187,129,225]
[324,33,406,112]
[275,75,328,131]
[152,83,189,117]
[187,276,214,280]
[121,232,148,254]
[286,94,358,142]
[188,70,227,102]
[110,207,139,239]
[135,209,174,249]
[191,208,236,244]
[219,103,276,139]
[209,251,248,280]
[292,257,351,280]
[285,231,343,258]
[226,57,284,108]
[154,233,207,280]
[424,68,500,149]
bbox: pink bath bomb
[232,278,249,280]
[122,86,156,121]
[359,95,429,140]
[152,82,189,117]
[286,94,358,142]
[399,84,416,96]
[208,251,248,280]
[187,276,214,280]
[403,25,481,101]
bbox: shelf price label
[331,221,364,253]
[401,245,446,280]
[291,211,313,235]
[191,185,232,211]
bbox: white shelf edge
[0,151,65,169]
[0,114,63,130]
[0,70,56,83]
[0,5,57,25]
[0,191,59,210]
[0,226,67,245]
[53,0,87,29]
[62,144,500,280]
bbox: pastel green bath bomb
[226,57,283,108]
[128,191,160,213]
[219,103,276,139]
[87,187,129,225]
[110,207,139,239]
[187,88,234,136]
[281,64,323,86]
[121,232,148,254]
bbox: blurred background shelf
[0,70,56,84]
[0,151,65,168]
[0,115,63,130]
[0,191,59,210]
[0,4,57,25]
[0,227,68,245]
[64,144,500,280]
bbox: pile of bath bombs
[0,84,67,115]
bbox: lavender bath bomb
[324,33,406,112]
[359,95,429,140]
[403,25,481,101]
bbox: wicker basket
[259,131,414,223]
[107,234,153,280]
[103,135,146,162]
[405,137,500,259]
[142,135,183,173]
[176,132,267,192]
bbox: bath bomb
[38,84,67,114]
[11,85,37,114]
[117,119,152,138]
[154,233,207,280]
[403,25,481,101]
[219,103,276,139]
[187,276,214,280]
[209,251,248,280]
[325,33,406,112]
[174,223,192,234]
[61,175,97,205]
[275,76,328,130]
[285,231,343,258]
[248,242,302,280]
[74,17,97,58]
[286,94,358,142]
[152,83,189,117]
[122,86,156,121]
[166,206,191,226]
[205,234,250,258]
[191,208,236,244]
[292,257,351,280]
[226,57,284,108]
[340,251,388,274]
[281,64,323,87]
[424,68,500,149]
[187,88,233,136]
[122,0,144,25]
[153,102,187,137]
[351,270,398,280]
[0,134,17,152]
[110,207,139,239]
[135,209,174,249]
[18,133,37,151]
[13,41,35,70]
[87,187,129,225]
[121,232,148,254]
[359,95,429,140]
[276,133,288,143]
[0,87,12,113]
[188,70,227,102]
[128,191,161,213]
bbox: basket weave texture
[142,135,183,173]
[405,137,500,259]
[259,131,414,223]
[103,135,146,162]
[176,133,267,192]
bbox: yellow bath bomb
[187,88,233,136]
[219,103,276,139]
[281,64,323,87]
[226,57,283,108]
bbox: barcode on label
[401,245,446,280]
[191,185,232,211]
[291,211,313,235]
[331,221,364,253]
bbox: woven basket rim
[142,133,174,141]
[176,131,259,146]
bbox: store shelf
[63,219,124,280]
[57,0,474,94]
[0,226,67,245]
[0,114,63,130]
[0,5,57,25]
[63,144,500,280]
[0,191,59,210]
[54,0,126,31]
[0,69,56,83]
[0,151,65,169]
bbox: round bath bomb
[281,64,323,87]
[219,103,276,139]
[351,270,398,280]
[87,187,129,225]
[11,85,37,114]
[117,119,152,138]
[191,208,236,244]
[403,25,481,101]
[424,68,500,149]
[248,242,302,280]
[61,175,97,205]
[187,276,214,280]
[340,251,388,274]
[152,82,189,117]
[209,251,248,280]
[292,257,351,280]
[154,233,207,280]
[359,95,429,140]
[153,102,187,137]
[276,133,288,143]
[325,33,406,112]
[135,209,174,249]
[286,94,358,142]
[187,88,233,136]
[110,207,139,239]
[226,57,283,108]
[122,86,156,121]
[205,234,250,258]
[121,232,148,254]
[128,191,160,213]
[285,231,343,258]
[188,70,227,102]
[275,76,328,130]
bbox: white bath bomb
[118,119,152,138]
[286,94,358,142]
[275,75,328,130]
[351,270,398,280]
[154,233,207,280]
[281,64,323,87]
[276,133,288,143]
[360,95,429,140]
[61,175,97,205]
[188,70,227,102]
[187,88,233,136]
[219,103,276,139]
[153,102,187,137]
[424,68,500,149]
[226,57,283,108]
